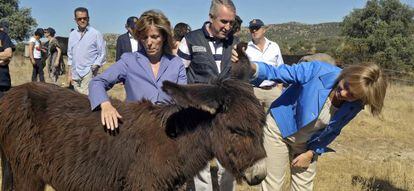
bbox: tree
[0,0,37,41]
[340,0,414,71]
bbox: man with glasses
[246,19,284,111]
[178,1,237,190]
[68,7,106,95]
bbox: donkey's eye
[230,127,248,136]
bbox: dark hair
[46,27,56,37]
[232,15,243,33]
[173,23,191,42]
[34,28,44,38]
[74,7,89,17]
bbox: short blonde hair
[337,63,388,116]
[134,10,174,55]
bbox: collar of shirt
[77,26,89,33]
[128,32,134,39]
[248,37,272,52]
[202,22,227,42]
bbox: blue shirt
[68,26,106,79]
[252,61,363,155]
[88,51,187,110]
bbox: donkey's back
[0,83,152,190]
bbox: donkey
[0,44,266,190]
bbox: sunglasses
[249,26,261,31]
[76,17,89,22]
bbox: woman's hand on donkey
[100,101,123,130]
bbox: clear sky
[20,0,414,36]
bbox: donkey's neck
[152,105,217,188]
[176,125,213,176]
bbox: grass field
[2,55,413,191]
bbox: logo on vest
[192,46,207,53]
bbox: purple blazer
[88,51,187,110]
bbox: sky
[20,0,414,36]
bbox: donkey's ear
[231,42,252,82]
[162,81,224,114]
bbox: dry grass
[2,56,414,191]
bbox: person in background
[172,22,191,55]
[88,10,187,130]
[115,16,139,61]
[0,21,13,96]
[0,21,14,190]
[29,28,45,82]
[245,19,284,111]
[45,27,65,84]
[68,7,106,95]
[231,15,242,44]
[178,0,237,190]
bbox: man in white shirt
[115,16,139,61]
[245,19,284,110]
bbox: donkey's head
[162,78,266,184]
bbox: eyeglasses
[76,17,89,22]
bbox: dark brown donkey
[0,44,266,190]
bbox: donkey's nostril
[243,159,267,186]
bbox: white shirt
[128,33,139,52]
[29,37,42,59]
[246,38,284,87]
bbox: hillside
[241,22,341,42]
[239,22,343,55]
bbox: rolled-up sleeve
[88,59,128,110]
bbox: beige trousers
[253,86,282,111]
[261,114,318,191]
[73,71,93,95]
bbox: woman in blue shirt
[88,10,187,131]
[247,59,388,190]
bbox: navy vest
[185,29,234,84]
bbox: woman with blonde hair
[89,10,187,130]
[245,58,387,190]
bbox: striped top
[177,22,224,74]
